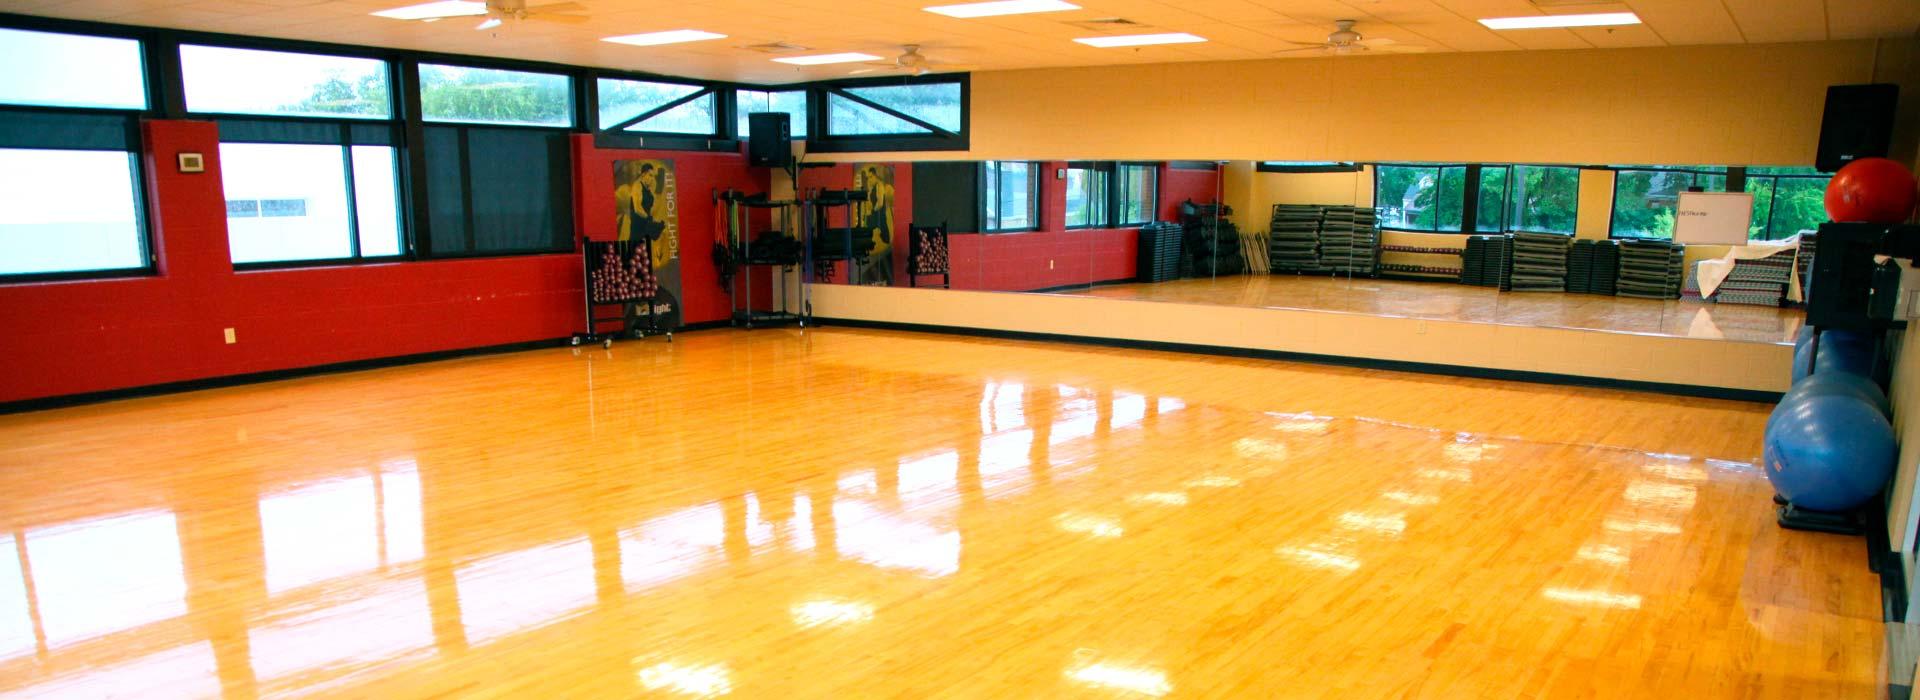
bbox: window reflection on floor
[0,532,33,662]
[258,460,423,595]
[3,641,217,699]
[25,510,186,649]
[457,538,598,645]
[250,578,433,688]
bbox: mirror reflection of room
[1052,160,1821,344]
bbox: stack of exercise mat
[1135,221,1184,284]
[1616,238,1686,300]
[1458,235,1510,288]
[1316,206,1380,275]
[1565,239,1619,295]
[1506,232,1572,292]
[1711,249,1797,307]
[1268,204,1324,273]
[1682,261,1707,300]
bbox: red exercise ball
[1824,157,1918,224]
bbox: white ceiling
[4,0,1918,84]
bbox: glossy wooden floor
[1061,275,1804,344]
[0,328,1878,698]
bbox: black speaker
[747,112,791,169]
[1816,83,1898,173]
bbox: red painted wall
[1158,163,1221,221]
[570,136,771,326]
[0,123,765,404]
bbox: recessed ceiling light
[603,30,728,47]
[1073,32,1206,48]
[1477,12,1640,30]
[372,0,486,20]
[772,52,883,66]
[924,0,1080,18]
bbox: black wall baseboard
[815,317,1784,403]
[1,320,732,415]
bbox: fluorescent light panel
[925,0,1080,18]
[1074,32,1206,48]
[373,0,486,20]
[1478,12,1640,30]
[772,52,882,66]
[603,30,727,47]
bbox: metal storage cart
[717,189,806,328]
[572,237,669,348]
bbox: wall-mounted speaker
[1816,83,1898,173]
[747,113,791,169]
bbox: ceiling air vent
[741,42,809,54]
[1529,0,1629,7]
[1062,17,1144,33]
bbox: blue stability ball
[1782,371,1890,416]
[1763,393,1898,512]
[1814,330,1876,378]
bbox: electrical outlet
[1049,259,1055,270]
[1416,320,1428,335]
[224,327,236,344]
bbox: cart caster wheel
[602,339,613,349]
[570,347,581,357]
[570,336,581,346]
[666,333,674,343]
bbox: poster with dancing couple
[614,159,683,328]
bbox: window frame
[1258,161,1361,174]
[1742,167,1830,242]
[1605,165,1734,241]
[1114,162,1159,227]
[809,74,969,153]
[1063,161,1112,231]
[1372,162,1580,236]
[1493,163,1580,235]
[980,161,1041,234]
[0,19,157,284]
[593,75,720,138]
[214,129,409,270]
[733,88,809,140]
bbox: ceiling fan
[850,45,973,76]
[382,0,588,31]
[1276,19,1428,55]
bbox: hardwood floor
[1060,275,1804,344]
[0,328,1878,698]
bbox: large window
[1375,164,1465,232]
[982,161,1039,233]
[1501,165,1579,234]
[185,45,405,266]
[816,78,967,151]
[1116,163,1157,226]
[1375,163,1577,234]
[181,45,390,119]
[735,90,807,138]
[0,27,149,281]
[596,78,713,134]
[0,28,146,110]
[419,63,571,127]
[0,148,147,277]
[220,142,402,264]
[1610,166,1729,239]
[1745,167,1830,241]
[1064,164,1109,229]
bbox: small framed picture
[177,152,205,173]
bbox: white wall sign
[1673,191,1755,245]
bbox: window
[840,83,961,132]
[1064,164,1109,229]
[0,148,148,277]
[596,78,713,134]
[419,63,571,127]
[1501,165,1579,234]
[421,126,572,256]
[1745,167,1830,241]
[1116,163,1157,226]
[0,27,150,281]
[811,77,968,152]
[0,28,146,110]
[735,90,807,138]
[220,143,402,264]
[1374,164,1465,232]
[180,45,390,119]
[1609,166,1729,239]
[982,161,1039,233]
[1474,166,1507,232]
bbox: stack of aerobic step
[1507,232,1571,292]
[1458,235,1509,288]
[1268,204,1323,273]
[1616,238,1684,300]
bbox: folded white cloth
[1695,234,1803,301]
